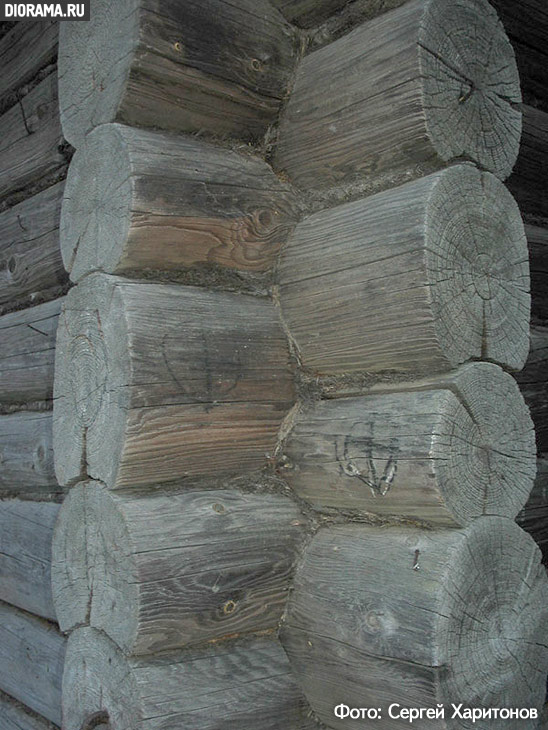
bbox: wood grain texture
[0,500,58,620]
[58,0,299,148]
[0,299,62,404]
[507,105,548,218]
[0,20,58,105]
[63,628,314,730]
[527,225,548,324]
[61,123,297,281]
[282,519,548,729]
[0,691,58,730]
[0,412,57,496]
[0,603,65,726]
[0,183,66,310]
[518,459,548,565]
[515,326,548,454]
[270,0,348,27]
[279,166,530,375]
[0,72,66,199]
[53,274,294,488]
[282,362,536,525]
[52,481,307,654]
[275,0,521,189]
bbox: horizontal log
[0,412,57,496]
[0,691,58,730]
[0,72,67,199]
[282,362,536,525]
[0,299,62,404]
[63,628,314,730]
[52,481,307,655]
[517,458,548,564]
[0,183,67,309]
[526,224,548,323]
[506,105,548,218]
[53,274,294,488]
[58,0,299,148]
[275,0,521,189]
[61,123,297,281]
[0,500,59,620]
[282,518,548,728]
[0,603,65,726]
[278,165,530,375]
[515,326,548,453]
[0,20,58,105]
[270,0,347,27]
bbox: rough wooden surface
[282,362,536,525]
[518,459,548,564]
[0,500,58,620]
[282,518,548,729]
[52,481,307,654]
[507,105,548,218]
[61,123,297,281]
[0,183,66,310]
[0,690,58,730]
[0,73,67,200]
[515,326,548,454]
[278,166,530,375]
[63,628,314,730]
[275,0,521,189]
[0,603,65,726]
[53,274,294,488]
[58,0,299,148]
[527,225,548,323]
[270,0,347,27]
[0,412,57,496]
[0,299,62,404]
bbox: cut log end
[420,0,522,179]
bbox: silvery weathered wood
[63,628,314,730]
[282,362,536,526]
[0,21,58,105]
[0,412,57,496]
[0,183,66,310]
[275,0,521,189]
[0,691,58,730]
[527,225,548,323]
[515,326,548,454]
[53,274,294,488]
[52,481,307,655]
[0,73,66,200]
[0,603,65,726]
[58,0,299,148]
[278,166,530,375]
[270,0,347,27]
[0,500,58,620]
[0,299,62,404]
[282,519,548,729]
[61,124,297,281]
[518,459,548,564]
[507,105,548,218]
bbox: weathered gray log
[0,299,62,404]
[517,458,548,564]
[0,412,57,496]
[53,274,294,488]
[0,183,66,309]
[61,124,297,281]
[0,20,58,105]
[278,165,530,375]
[0,72,67,200]
[515,326,548,454]
[0,603,65,726]
[63,628,314,730]
[282,518,548,729]
[507,105,548,219]
[58,0,299,149]
[0,691,58,730]
[52,481,307,655]
[275,0,521,189]
[270,0,347,27]
[527,225,548,324]
[0,500,58,620]
[282,362,536,526]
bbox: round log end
[427,166,530,372]
[61,124,132,282]
[58,0,139,148]
[435,363,536,524]
[420,0,522,179]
